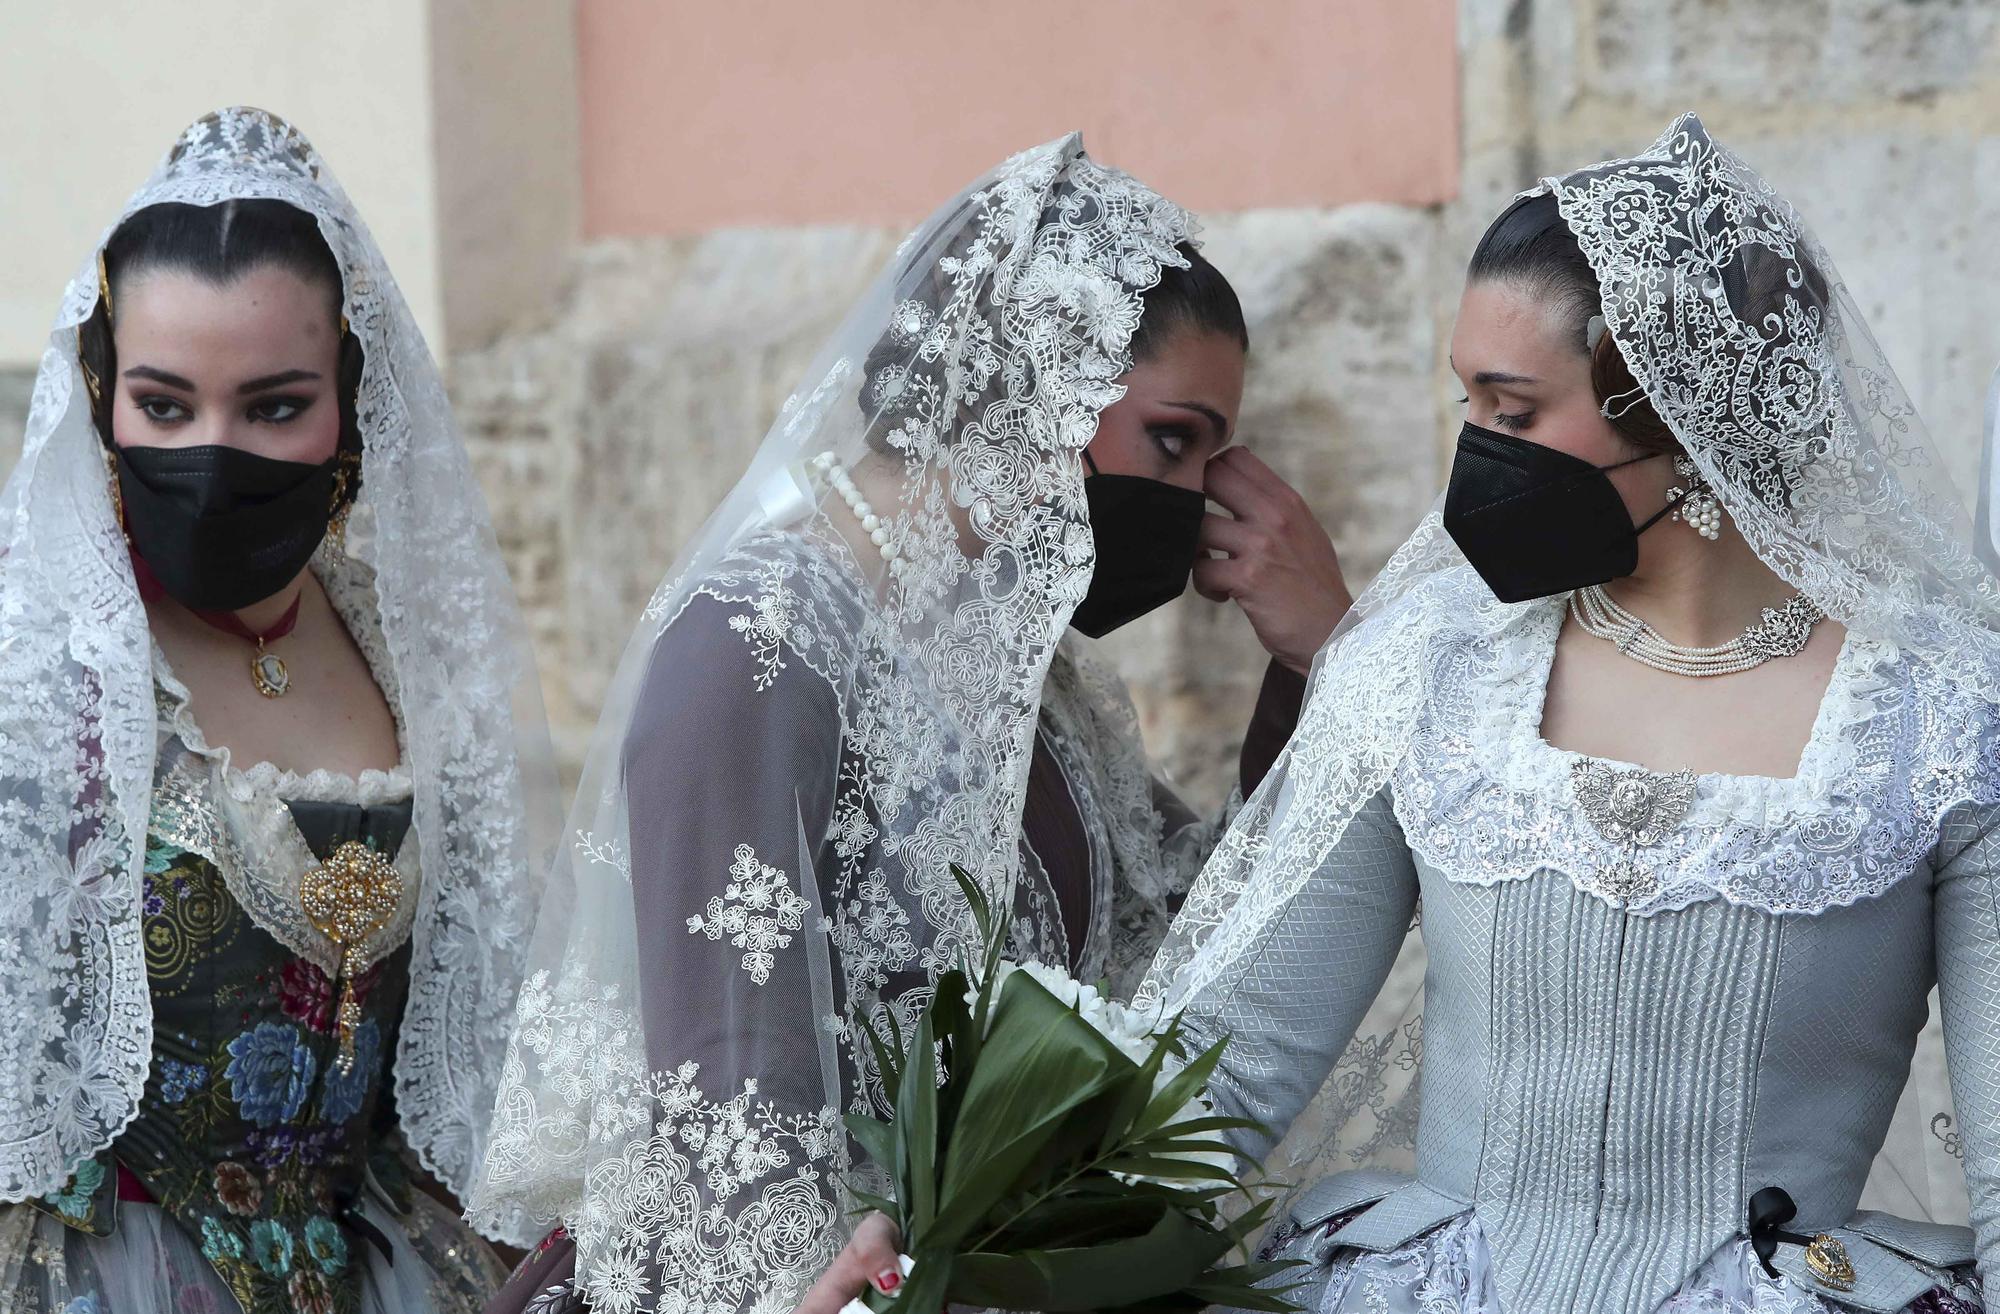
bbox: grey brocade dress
[1186,586,2000,1314]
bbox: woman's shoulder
[1339,565,1546,673]
[625,529,859,752]
[648,527,869,685]
[1863,636,2000,837]
[1855,634,2000,761]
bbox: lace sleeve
[623,595,842,1089]
[1177,787,1419,1162]
[482,592,853,1314]
[603,591,851,1312]
[1933,799,2000,1307]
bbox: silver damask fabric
[1190,588,2000,1314]
[0,107,561,1224]
[1142,113,2000,1311]
[467,136,1235,1313]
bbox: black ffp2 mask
[1441,421,1674,604]
[1070,454,1208,638]
[115,443,338,612]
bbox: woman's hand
[795,1213,908,1314]
[1195,447,1352,674]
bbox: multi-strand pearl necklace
[1569,584,1824,678]
[809,452,907,580]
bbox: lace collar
[1391,593,2000,916]
[148,551,419,971]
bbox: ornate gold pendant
[300,840,403,1073]
[251,645,290,698]
[1804,1232,1856,1291]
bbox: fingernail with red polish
[875,1270,903,1294]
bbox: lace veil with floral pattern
[466,136,1204,1311]
[0,108,561,1228]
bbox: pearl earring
[1667,455,1722,541]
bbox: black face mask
[1441,420,1675,604]
[1071,453,1208,638]
[115,443,338,612]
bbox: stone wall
[0,368,30,473]
[465,0,2000,805]
[1457,0,2000,494]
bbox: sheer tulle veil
[467,135,1206,1305]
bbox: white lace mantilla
[0,108,556,1216]
[472,135,1207,1307]
[1391,581,2000,916]
[493,962,846,1314]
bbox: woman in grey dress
[469,134,1355,1314]
[1138,113,2000,1314]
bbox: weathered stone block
[0,367,32,474]
[1585,0,2000,106]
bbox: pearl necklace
[1569,584,1824,678]
[809,452,907,580]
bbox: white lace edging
[148,553,420,973]
[471,964,848,1314]
[1392,584,2000,916]
[0,109,556,1219]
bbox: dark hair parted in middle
[76,198,365,480]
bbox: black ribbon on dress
[1747,1186,1818,1279]
[286,797,414,864]
[339,1196,398,1267]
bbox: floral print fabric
[14,779,497,1314]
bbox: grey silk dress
[1185,587,1999,1314]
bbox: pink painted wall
[576,0,1459,235]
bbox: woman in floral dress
[0,107,559,1313]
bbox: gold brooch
[300,840,403,1073]
[1804,1232,1855,1291]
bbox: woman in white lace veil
[0,107,560,1312]
[1112,113,2000,1314]
[468,134,1354,1314]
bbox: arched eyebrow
[123,365,196,391]
[1163,399,1230,442]
[237,370,321,395]
[1448,355,1540,388]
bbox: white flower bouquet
[840,867,1296,1314]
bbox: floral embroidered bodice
[23,559,481,1314]
[36,717,426,1314]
